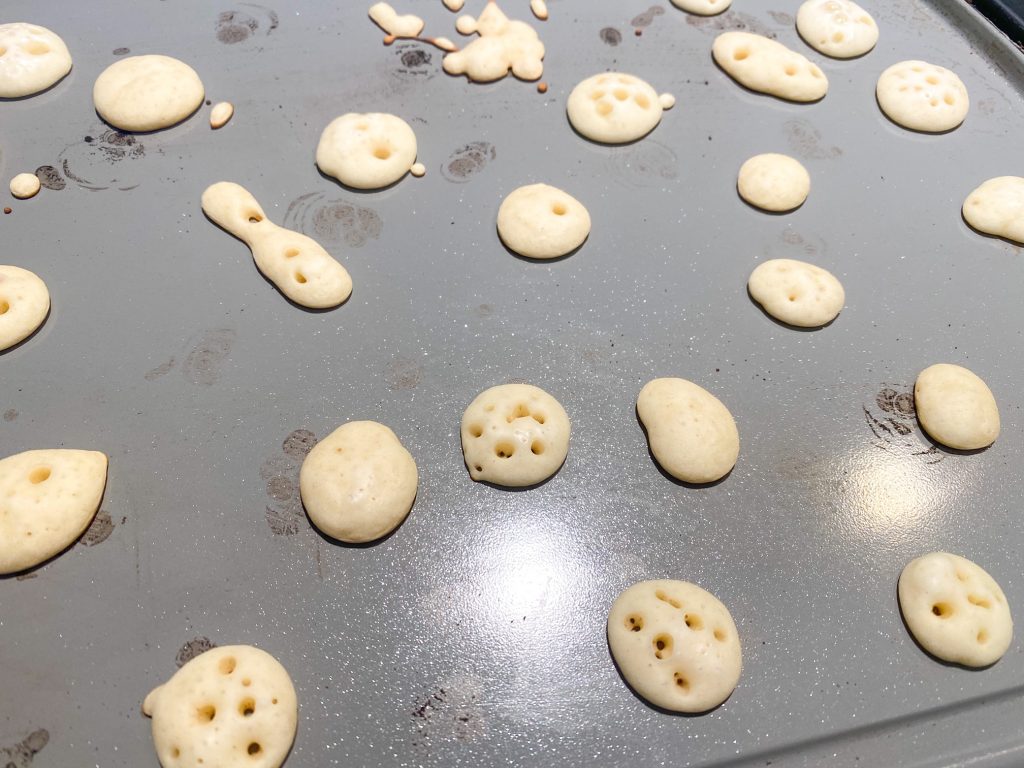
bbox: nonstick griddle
[2,1,1023,766]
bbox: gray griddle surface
[2,1,1024,766]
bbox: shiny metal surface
[1,1,1023,766]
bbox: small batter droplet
[410,162,426,177]
[659,93,676,110]
[210,101,235,129]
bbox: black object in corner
[972,0,1024,44]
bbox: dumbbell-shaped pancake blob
[202,182,352,309]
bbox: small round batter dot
[10,173,41,200]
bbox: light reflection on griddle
[837,446,979,541]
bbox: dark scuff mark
[58,129,148,192]
[785,119,843,160]
[0,728,48,766]
[395,43,434,77]
[176,637,217,667]
[401,48,431,68]
[264,431,316,536]
[3,409,17,422]
[876,387,916,417]
[266,502,304,536]
[259,455,295,482]
[282,429,317,459]
[99,129,144,159]
[413,688,447,720]
[144,357,176,381]
[606,140,678,189]
[34,166,65,191]
[217,5,277,42]
[385,357,424,391]
[600,27,622,46]
[687,11,777,38]
[631,5,665,28]
[312,202,382,247]
[260,6,280,31]
[864,384,942,463]
[267,475,297,502]
[60,159,106,191]
[412,684,484,751]
[442,142,496,183]
[766,230,826,260]
[284,193,382,247]
[79,510,115,547]
[112,47,130,56]
[182,329,236,386]
[216,10,259,43]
